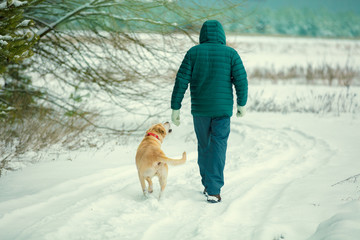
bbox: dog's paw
[143,190,150,198]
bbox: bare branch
[332,174,360,187]
[36,0,98,38]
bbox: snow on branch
[0,33,32,42]
[0,0,28,9]
[13,0,27,7]
[16,19,32,27]
[0,40,8,46]
[0,35,13,41]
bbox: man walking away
[171,20,248,203]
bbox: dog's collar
[147,132,160,140]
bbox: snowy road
[1,113,360,240]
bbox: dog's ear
[146,124,157,134]
[155,124,166,137]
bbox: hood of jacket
[199,20,226,45]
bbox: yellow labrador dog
[136,122,186,198]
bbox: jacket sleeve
[171,51,192,110]
[231,50,248,107]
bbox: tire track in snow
[0,118,336,240]
[74,120,334,240]
[126,120,334,240]
[200,121,335,240]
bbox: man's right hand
[236,105,246,117]
[171,109,180,126]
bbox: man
[170,20,248,203]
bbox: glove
[236,105,246,117]
[171,109,180,126]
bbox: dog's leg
[138,172,147,196]
[158,165,168,199]
[146,177,153,193]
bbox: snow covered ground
[229,35,360,70]
[1,36,360,240]
[1,112,359,240]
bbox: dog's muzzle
[164,121,172,133]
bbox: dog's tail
[160,151,186,166]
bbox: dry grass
[248,88,359,115]
[0,107,101,177]
[249,64,359,86]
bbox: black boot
[207,194,221,203]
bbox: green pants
[193,116,230,195]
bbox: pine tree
[0,0,40,121]
[0,0,38,73]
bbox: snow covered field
[1,36,360,240]
[1,113,359,240]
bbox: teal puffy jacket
[171,20,248,117]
